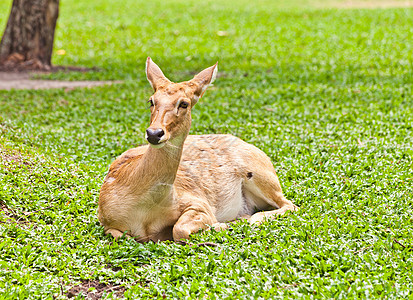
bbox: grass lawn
[1,0,412,298]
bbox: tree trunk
[0,0,59,71]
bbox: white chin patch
[149,142,165,149]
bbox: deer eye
[179,101,189,109]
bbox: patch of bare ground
[0,202,19,223]
[0,196,29,225]
[0,70,122,90]
[66,280,126,299]
[0,146,29,166]
[0,197,31,225]
[0,147,33,224]
[329,0,413,8]
[0,146,33,174]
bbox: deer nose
[146,128,165,145]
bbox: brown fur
[98,58,298,242]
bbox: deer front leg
[173,200,226,241]
[105,228,132,239]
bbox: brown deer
[98,58,298,242]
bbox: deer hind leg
[243,170,298,225]
[172,197,227,241]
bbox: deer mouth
[148,141,166,149]
[145,127,169,148]
[145,132,168,148]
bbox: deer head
[145,57,218,148]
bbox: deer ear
[146,57,171,91]
[189,62,218,104]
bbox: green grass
[1,0,413,298]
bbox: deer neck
[129,134,187,203]
[143,139,185,184]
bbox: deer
[98,57,298,242]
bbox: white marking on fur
[210,65,218,84]
[106,177,115,183]
[200,65,218,94]
[145,58,154,89]
[215,179,243,222]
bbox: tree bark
[0,0,59,71]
